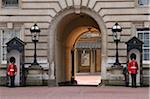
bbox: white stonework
[0,0,149,86]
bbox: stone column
[66,46,71,81]
[90,49,95,73]
[76,49,79,73]
[100,33,107,86]
[74,49,77,77]
[48,26,56,86]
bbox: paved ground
[0,86,149,99]
[75,73,101,85]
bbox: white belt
[131,66,137,69]
[10,69,14,71]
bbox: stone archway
[66,26,102,85]
[66,26,101,78]
[48,7,108,86]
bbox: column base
[48,79,56,87]
[105,65,125,86]
[26,64,44,86]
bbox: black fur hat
[10,57,15,63]
[130,53,136,60]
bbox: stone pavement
[75,73,101,85]
[0,86,149,99]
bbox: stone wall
[0,0,149,86]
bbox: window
[137,29,150,63]
[138,0,150,6]
[0,29,20,64]
[81,50,90,66]
[2,0,19,7]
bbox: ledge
[28,65,43,70]
[107,65,123,71]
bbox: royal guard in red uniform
[7,57,17,87]
[128,53,138,88]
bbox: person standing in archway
[128,53,138,88]
[7,57,17,87]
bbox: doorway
[74,29,101,85]
[49,8,108,86]
[55,14,102,85]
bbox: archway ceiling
[57,13,100,47]
[66,26,100,48]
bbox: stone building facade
[0,0,149,86]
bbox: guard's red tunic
[7,64,17,76]
[128,60,138,74]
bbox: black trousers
[131,74,136,87]
[10,76,15,87]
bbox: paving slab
[0,86,149,99]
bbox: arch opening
[48,8,108,86]
[74,28,102,85]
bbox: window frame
[1,0,19,8]
[137,0,150,7]
[137,29,150,64]
[81,49,90,66]
[0,30,7,64]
